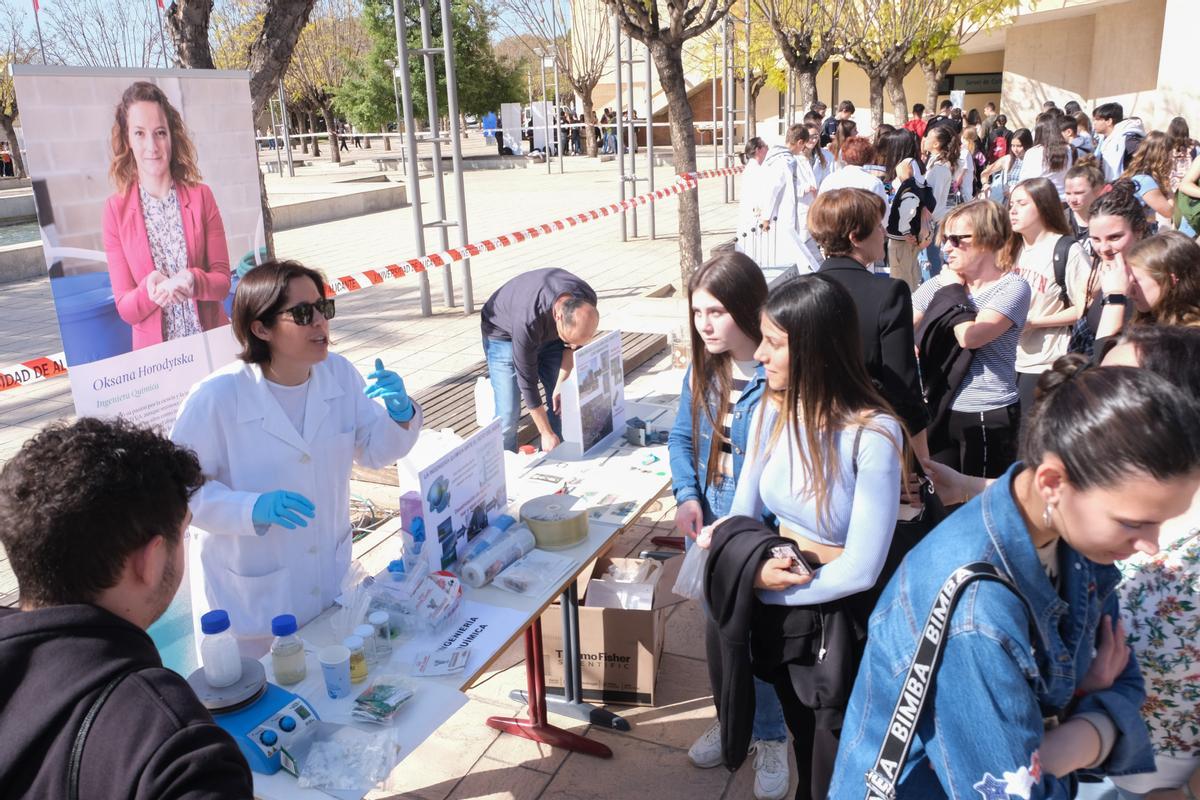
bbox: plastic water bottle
[200,610,242,688]
[474,377,496,427]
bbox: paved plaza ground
[0,139,798,797]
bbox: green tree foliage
[336,0,523,130]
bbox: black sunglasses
[943,233,974,249]
[277,298,335,325]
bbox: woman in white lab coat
[735,137,769,257]
[172,259,422,654]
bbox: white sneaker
[687,721,723,768]
[751,739,790,800]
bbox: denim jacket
[668,364,766,522]
[830,462,1154,799]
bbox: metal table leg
[487,618,613,757]
[508,583,630,732]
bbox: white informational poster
[530,100,553,153]
[557,329,626,460]
[417,418,507,572]
[499,102,525,156]
[11,65,265,432]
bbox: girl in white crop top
[701,272,905,800]
[726,273,904,606]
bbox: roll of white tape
[520,494,589,550]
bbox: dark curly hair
[0,417,204,607]
[1088,178,1150,239]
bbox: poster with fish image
[415,418,507,572]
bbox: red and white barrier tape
[0,352,67,394]
[4,166,743,393]
[324,166,742,296]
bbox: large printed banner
[12,65,265,431]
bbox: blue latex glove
[365,358,414,422]
[252,490,316,530]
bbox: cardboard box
[541,555,686,706]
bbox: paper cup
[318,644,352,699]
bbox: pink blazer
[102,182,232,350]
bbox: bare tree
[167,0,318,253]
[685,2,784,136]
[0,0,32,178]
[751,0,839,112]
[168,0,318,116]
[840,0,982,130]
[41,0,168,68]
[496,0,613,157]
[602,0,735,281]
[915,2,1017,115]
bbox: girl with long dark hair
[666,252,791,799]
[982,127,1033,202]
[1005,177,1092,414]
[802,120,834,188]
[1018,110,1074,198]
[921,124,960,274]
[705,274,905,800]
[878,129,933,291]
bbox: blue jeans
[688,477,788,743]
[923,225,943,277]
[483,336,563,452]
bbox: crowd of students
[679,98,1200,799]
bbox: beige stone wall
[1000,0,1196,132]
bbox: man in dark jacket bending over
[0,417,253,799]
[481,267,599,452]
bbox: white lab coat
[736,159,765,246]
[171,352,422,646]
[757,145,821,272]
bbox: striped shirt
[914,272,1031,412]
[717,360,758,477]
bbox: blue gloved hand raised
[365,358,415,423]
[252,490,316,530]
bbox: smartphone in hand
[769,544,813,577]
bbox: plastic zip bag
[671,542,708,602]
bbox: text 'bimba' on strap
[863,561,1034,800]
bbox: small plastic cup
[318,644,352,699]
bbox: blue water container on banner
[49,272,132,366]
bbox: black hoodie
[915,282,977,450]
[0,604,252,799]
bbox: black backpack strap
[1052,235,1074,308]
[68,671,133,800]
[863,561,1035,800]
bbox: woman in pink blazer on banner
[103,81,231,350]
